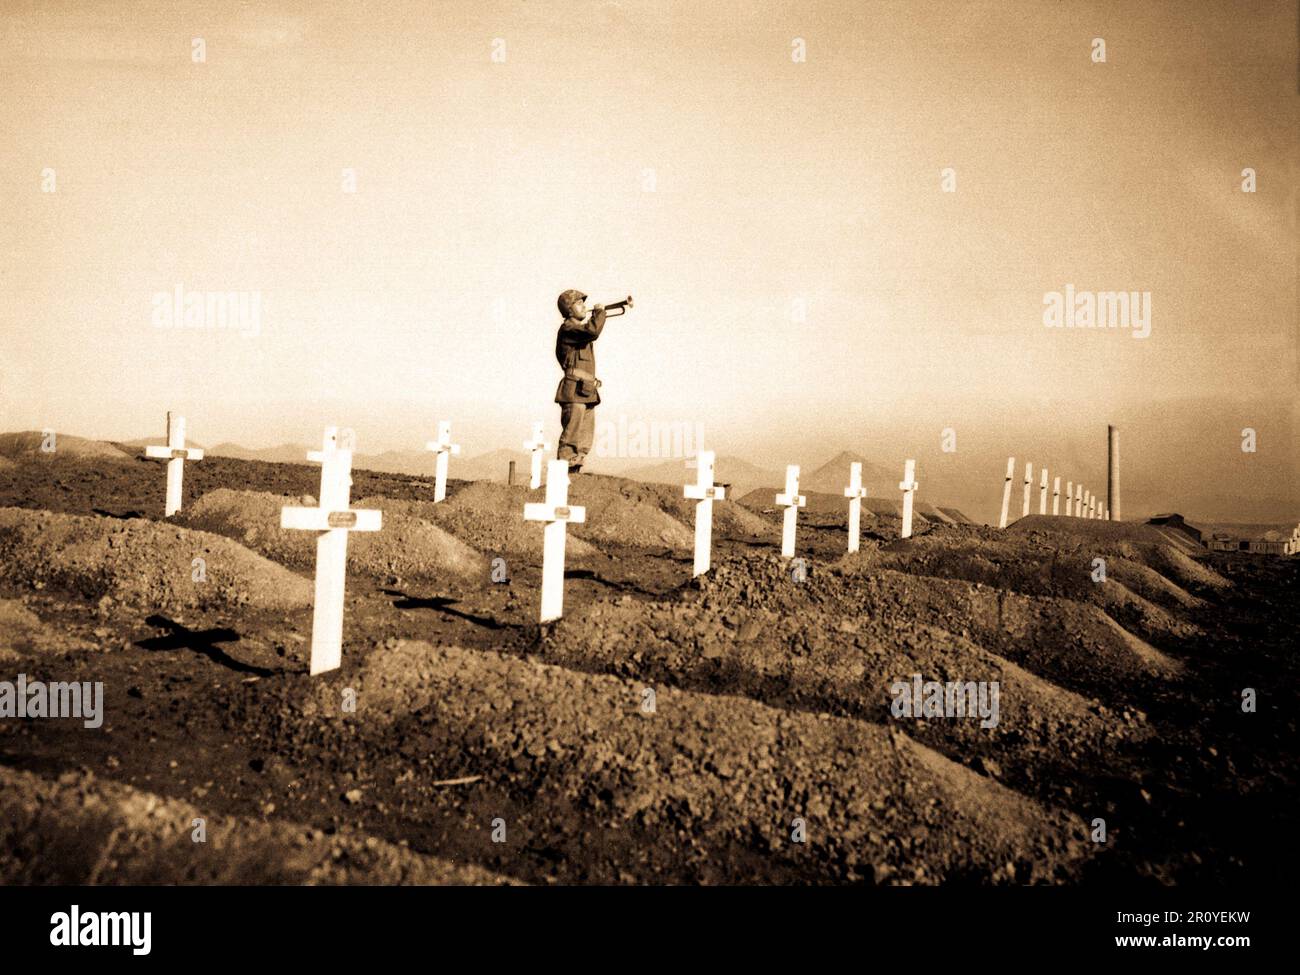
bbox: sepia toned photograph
[0,0,1294,957]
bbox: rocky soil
[0,450,1295,885]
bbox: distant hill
[801,450,897,495]
[206,442,314,466]
[206,441,531,483]
[0,432,133,462]
[119,436,208,452]
[455,448,534,483]
[618,455,784,501]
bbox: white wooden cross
[1052,476,1061,516]
[898,459,919,539]
[683,450,725,576]
[144,412,204,517]
[1066,480,1073,517]
[524,459,586,622]
[843,461,869,553]
[1085,490,1093,519]
[1038,468,1049,515]
[280,428,382,675]
[774,465,806,558]
[1021,461,1033,518]
[998,457,1015,529]
[425,419,461,502]
[1075,484,1083,518]
[522,421,549,490]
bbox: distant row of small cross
[997,457,1109,528]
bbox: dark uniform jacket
[554,307,606,405]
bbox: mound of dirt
[938,507,975,525]
[310,639,1092,884]
[0,432,132,463]
[680,552,1179,698]
[562,476,695,550]
[1007,519,1229,593]
[635,483,774,539]
[1009,514,1196,549]
[856,535,1203,644]
[831,562,1183,697]
[1101,540,1230,592]
[0,507,310,610]
[0,599,93,658]
[179,489,487,583]
[546,591,1131,805]
[354,485,600,561]
[0,456,15,472]
[0,766,515,885]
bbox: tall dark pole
[1107,425,1120,521]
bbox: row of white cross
[997,457,1109,529]
[142,414,922,675]
[143,413,469,514]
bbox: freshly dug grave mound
[693,552,856,615]
[0,766,515,885]
[831,563,1183,697]
[938,507,975,525]
[1099,539,1230,593]
[635,482,775,540]
[0,432,133,463]
[687,552,1179,697]
[857,536,1203,643]
[1008,518,1227,589]
[1008,515,1174,544]
[0,599,93,657]
[179,489,486,583]
[0,507,310,611]
[354,486,600,561]
[306,640,1092,884]
[546,593,1130,802]
[561,475,695,550]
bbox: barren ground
[1,449,1296,885]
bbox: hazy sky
[1,0,1295,507]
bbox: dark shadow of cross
[381,589,511,630]
[562,569,661,598]
[135,614,276,677]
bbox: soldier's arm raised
[560,307,607,342]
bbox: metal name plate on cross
[425,419,461,502]
[143,411,204,516]
[774,465,806,558]
[998,457,1015,529]
[843,461,869,553]
[524,459,586,622]
[280,428,382,675]
[683,450,725,576]
[898,459,919,539]
[522,421,549,490]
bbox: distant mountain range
[612,455,784,500]
[9,429,1295,526]
[125,439,534,483]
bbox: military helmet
[557,289,587,317]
